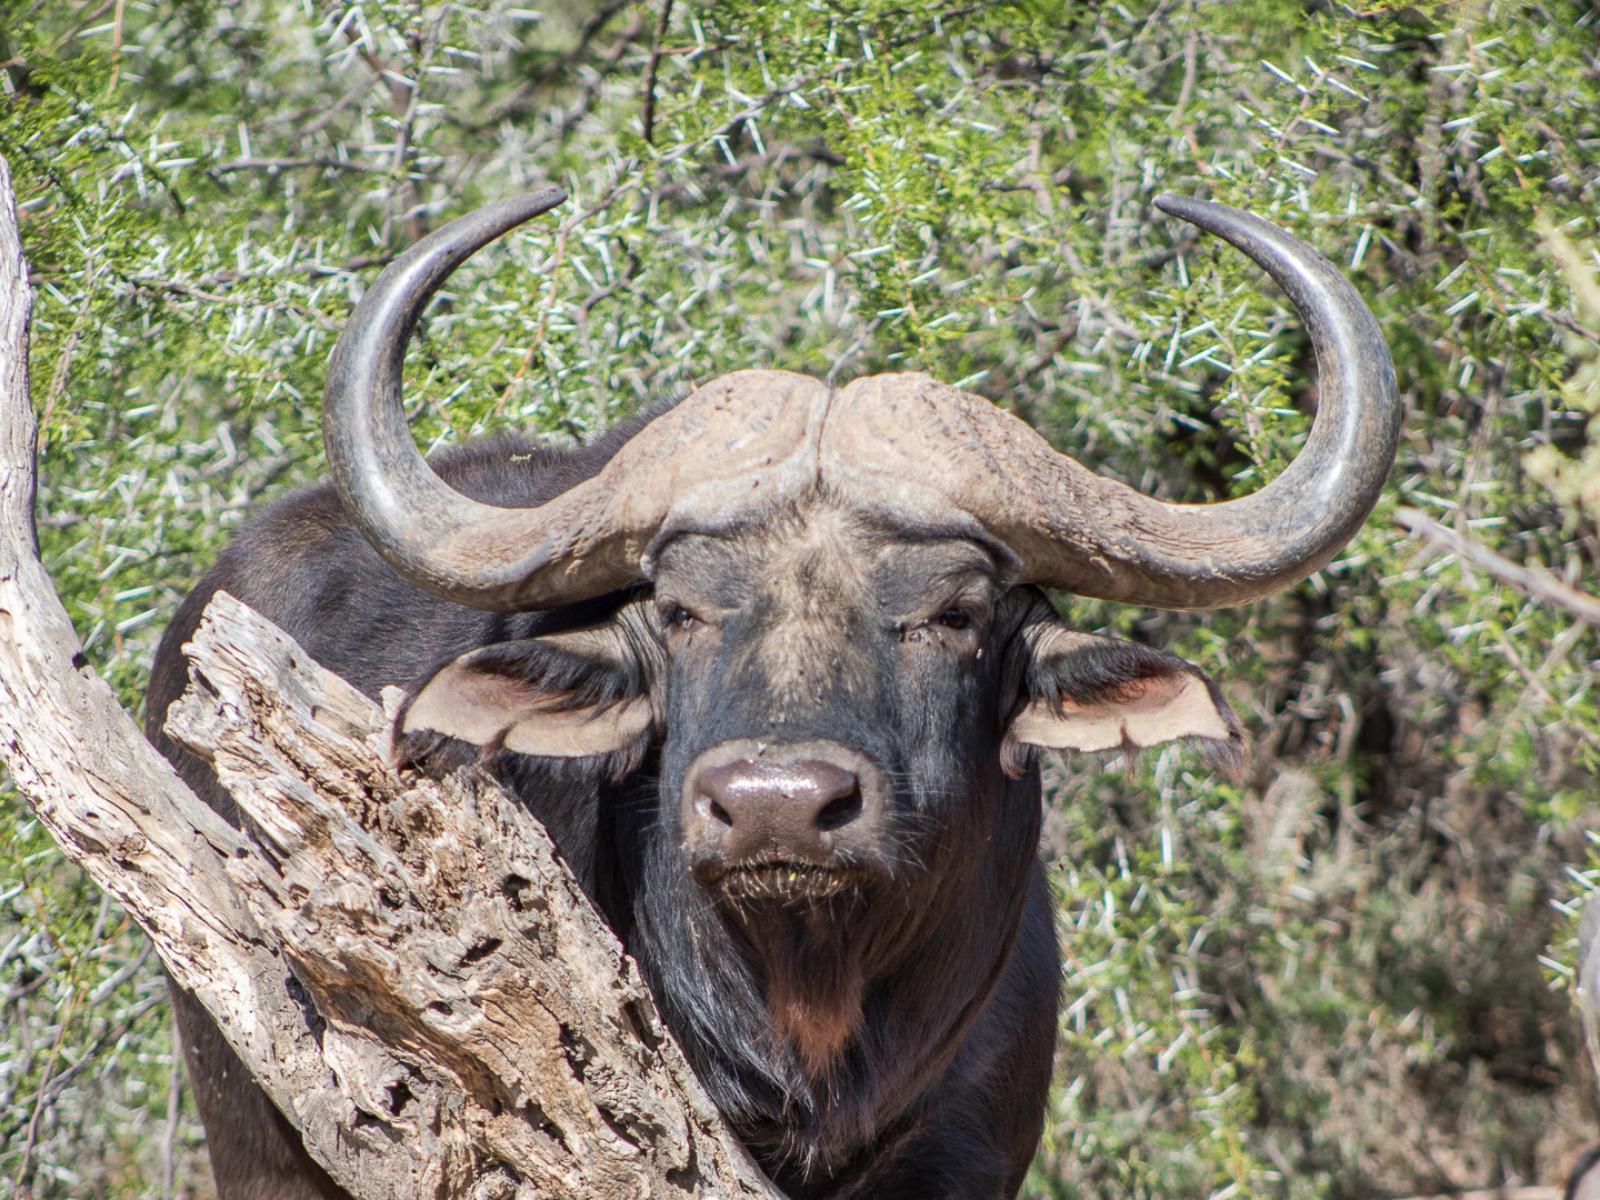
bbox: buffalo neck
[607,765,1044,1181]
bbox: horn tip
[521,185,568,214]
[1153,192,1208,220]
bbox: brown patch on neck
[767,969,864,1078]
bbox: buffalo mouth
[698,860,870,905]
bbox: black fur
[146,418,666,1200]
[147,412,1231,1200]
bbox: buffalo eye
[661,603,699,632]
[896,607,982,647]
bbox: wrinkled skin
[148,415,1238,1200]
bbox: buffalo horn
[330,192,1397,614]
[323,190,826,610]
[823,197,1401,609]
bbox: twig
[38,250,100,443]
[123,252,393,294]
[207,156,393,177]
[26,992,165,1117]
[459,0,991,261]
[543,0,637,84]
[346,12,446,246]
[1167,21,1199,128]
[1396,507,1600,626]
[468,0,637,132]
[649,1,992,173]
[278,77,373,142]
[576,245,643,318]
[551,12,648,141]
[109,0,127,88]
[161,1015,182,1200]
[125,275,341,331]
[13,983,80,1193]
[642,0,677,145]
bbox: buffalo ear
[401,656,652,758]
[399,611,659,761]
[1004,625,1241,777]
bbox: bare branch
[0,145,422,1200]
[207,156,394,176]
[642,0,677,145]
[0,150,781,1200]
[124,275,342,330]
[164,591,781,1198]
[1396,507,1600,626]
[467,0,639,134]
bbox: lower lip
[709,864,865,901]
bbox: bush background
[2,1,1598,1196]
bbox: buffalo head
[328,189,1398,1147]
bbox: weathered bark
[169,592,779,1197]
[0,151,780,1198]
[1579,896,1600,1088]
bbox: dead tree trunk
[0,152,781,1199]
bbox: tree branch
[0,150,780,1199]
[642,0,677,145]
[166,592,778,1197]
[1396,507,1600,626]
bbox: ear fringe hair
[1194,673,1247,781]
[998,734,1036,781]
[1005,599,1246,779]
[393,602,664,781]
[456,639,651,716]
[1026,636,1206,712]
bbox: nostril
[689,756,869,857]
[814,789,862,832]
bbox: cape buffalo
[146,190,1399,1199]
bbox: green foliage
[2,0,1597,1196]
[1526,221,1600,537]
